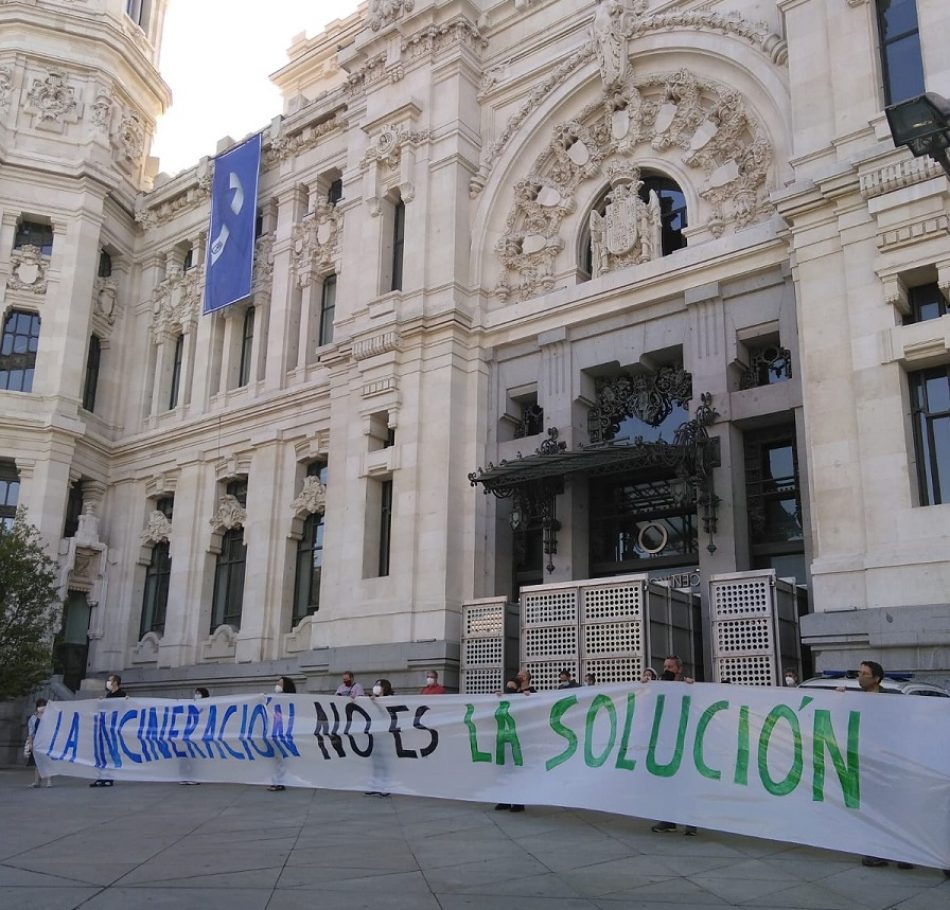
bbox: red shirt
[420,683,446,695]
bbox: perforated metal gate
[709,570,803,686]
[460,597,519,694]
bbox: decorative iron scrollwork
[739,345,792,390]
[588,365,693,443]
[513,403,544,439]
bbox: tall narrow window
[211,529,247,631]
[293,464,328,625]
[0,461,19,531]
[328,178,343,206]
[125,0,147,27]
[14,221,53,255]
[168,334,184,409]
[63,481,84,538]
[319,275,336,347]
[911,366,950,506]
[903,282,947,325]
[378,479,393,576]
[98,250,113,278]
[140,542,171,636]
[82,335,101,412]
[182,246,194,272]
[877,0,925,105]
[238,306,255,387]
[391,199,405,292]
[0,310,41,393]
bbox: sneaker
[27,783,40,788]
[267,785,285,792]
[651,822,677,833]
[684,826,697,836]
[861,857,888,867]
[43,780,52,788]
[102,780,114,787]
[494,803,511,811]
[89,780,104,787]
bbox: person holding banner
[335,671,365,698]
[268,678,297,791]
[90,675,126,788]
[496,671,535,812]
[25,699,50,788]
[652,657,697,836]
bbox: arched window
[581,171,687,278]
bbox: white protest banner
[33,683,950,868]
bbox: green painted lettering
[494,701,524,767]
[584,694,617,768]
[757,705,803,796]
[812,709,860,809]
[546,696,578,771]
[734,705,749,785]
[693,700,729,780]
[463,704,491,764]
[615,693,637,771]
[646,694,691,778]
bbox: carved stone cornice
[292,476,327,518]
[8,245,49,294]
[344,53,389,99]
[263,110,347,167]
[361,125,430,168]
[140,510,172,545]
[209,495,246,533]
[860,156,944,200]
[401,16,487,59]
[876,215,950,253]
[352,331,401,361]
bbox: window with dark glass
[182,246,194,272]
[140,540,171,636]
[0,461,19,531]
[293,464,328,625]
[0,310,41,393]
[378,479,393,576]
[82,334,101,412]
[238,306,254,387]
[319,275,336,347]
[168,334,183,409]
[903,282,947,325]
[63,481,84,538]
[911,366,950,506]
[513,394,544,439]
[744,427,805,581]
[391,199,405,292]
[14,220,53,255]
[739,340,792,390]
[328,178,343,205]
[226,478,248,507]
[125,0,147,28]
[98,250,113,278]
[877,0,925,106]
[255,209,264,239]
[211,528,246,631]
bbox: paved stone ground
[1,767,948,910]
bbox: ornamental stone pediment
[292,198,341,287]
[494,67,774,301]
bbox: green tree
[0,510,62,698]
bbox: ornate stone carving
[495,68,773,299]
[370,0,413,31]
[471,11,785,196]
[592,0,640,88]
[209,495,246,532]
[0,64,13,112]
[588,366,693,443]
[860,156,943,200]
[151,263,202,337]
[343,54,388,100]
[292,198,341,287]
[25,71,80,128]
[362,125,430,168]
[262,111,346,167]
[352,331,400,361]
[590,165,662,278]
[8,245,48,293]
[93,277,118,326]
[401,16,486,59]
[253,233,274,293]
[140,509,172,545]
[91,92,113,131]
[292,476,327,518]
[117,109,146,164]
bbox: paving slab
[1,767,947,910]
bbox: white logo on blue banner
[204,134,262,314]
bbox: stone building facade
[1,0,948,696]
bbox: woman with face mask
[26,699,49,788]
[366,679,394,797]
[267,678,298,790]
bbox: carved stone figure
[209,494,247,532]
[94,278,118,325]
[369,0,414,32]
[0,64,13,112]
[117,110,145,163]
[292,476,327,518]
[592,0,628,88]
[292,197,341,287]
[141,510,172,545]
[91,92,113,131]
[152,263,201,337]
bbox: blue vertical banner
[204,133,262,314]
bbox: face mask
[106,681,114,691]
[425,677,435,685]
[372,684,383,696]
[36,707,45,716]
[660,670,676,681]
[194,692,204,700]
[784,676,795,686]
[274,685,283,694]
